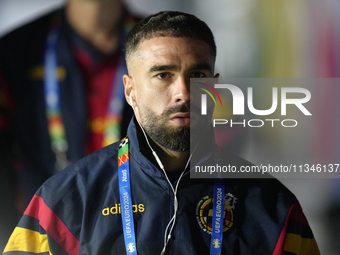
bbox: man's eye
[191,72,205,78]
[157,73,171,79]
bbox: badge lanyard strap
[118,137,138,255]
[118,137,225,254]
[210,179,225,255]
[103,18,136,147]
[210,146,226,254]
[102,47,127,148]
[44,20,132,172]
[44,26,70,172]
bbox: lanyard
[117,137,225,254]
[210,179,225,255]
[102,52,127,148]
[210,147,225,254]
[44,26,70,171]
[118,137,137,255]
[43,19,133,172]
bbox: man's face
[124,36,217,151]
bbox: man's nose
[173,76,190,103]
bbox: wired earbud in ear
[127,90,194,255]
[128,91,165,171]
[129,92,134,111]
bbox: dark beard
[140,103,191,152]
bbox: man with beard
[3,11,319,255]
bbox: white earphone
[129,92,193,254]
[129,92,164,170]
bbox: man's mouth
[171,112,191,126]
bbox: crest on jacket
[196,192,237,234]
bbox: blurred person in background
[0,0,140,249]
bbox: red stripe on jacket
[24,194,79,255]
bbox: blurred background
[0,0,339,254]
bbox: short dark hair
[124,11,216,60]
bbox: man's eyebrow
[149,65,177,73]
[189,63,213,71]
[148,63,213,73]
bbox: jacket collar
[126,117,216,179]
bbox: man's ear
[123,74,134,107]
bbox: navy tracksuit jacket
[3,119,320,255]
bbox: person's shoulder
[1,9,60,41]
[220,148,297,203]
[36,141,120,206]
[223,153,255,167]
[0,8,62,59]
[50,141,120,183]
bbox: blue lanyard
[44,26,70,171]
[102,50,128,147]
[43,24,128,171]
[118,137,138,255]
[118,137,226,254]
[210,179,225,255]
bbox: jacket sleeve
[3,194,79,255]
[272,203,320,255]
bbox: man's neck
[66,0,123,54]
